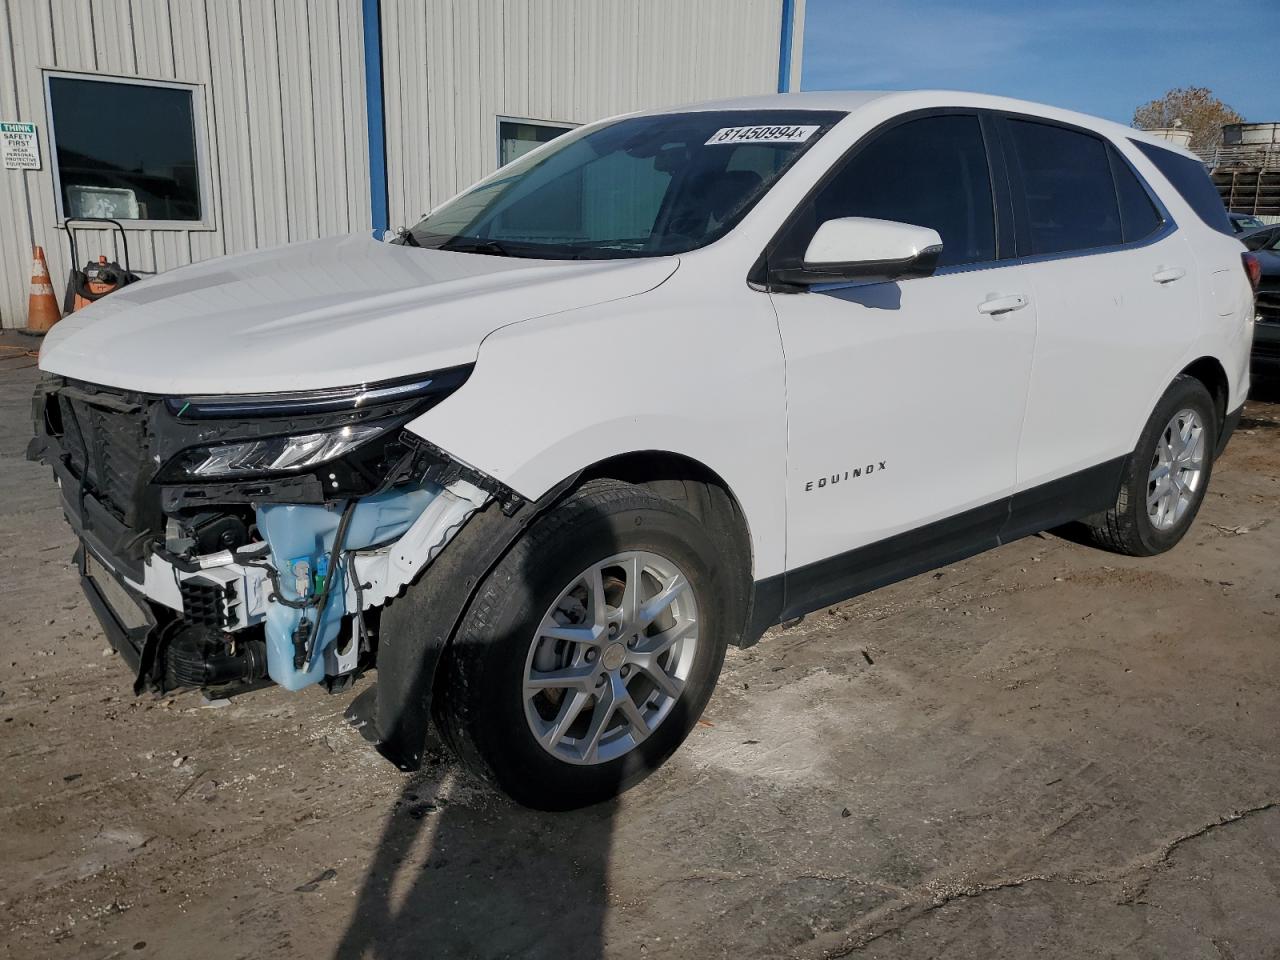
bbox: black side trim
[780,499,1007,624]
[999,457,1125,544]
[742,456,1126,641]
[742,573,784,645]
[1217,403,1243,457]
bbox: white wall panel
[278,0,319,243]
[335,0,372,235]
[1,0,793,328]
[91,0,137,75]
[131,0,175,79]
[175,0,219,266]
[383,0,787,225]
[0,0,368,327]
[242,0,289,249]
[0,0,36,333]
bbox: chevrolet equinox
[31,91,1257,809]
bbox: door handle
[1152,266,1186,284]
[977,294,1029,316]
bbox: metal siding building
[0,0,804,328]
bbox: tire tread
[435,478,728,808]
[1081,375,1216,557]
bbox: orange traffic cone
[24,245,61,336]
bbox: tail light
[1243,252,1261,291]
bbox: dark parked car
[1230,211,1266,233]
[1250,231,1280,375]
[1243,224,1280,251]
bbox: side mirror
[771,217,943,287]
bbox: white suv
[31,91,1255,809]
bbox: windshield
[403,110,845,259]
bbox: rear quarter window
[1007,119,1122,255]
[1131,140,1232,236]
[1108,145,1163,243]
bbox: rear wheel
[436,479,732,810]
[1083,376,1217,556]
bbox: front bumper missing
[66,477,489,694]
[31,372,504,701]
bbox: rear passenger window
[1109,147,1163,243]
[1131,139,1233,236]
[802,114,996,268]
[1008,119,1121,255]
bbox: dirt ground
[3,333,1279,960]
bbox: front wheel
[1083,375,1218,556]
[435,479,732,810]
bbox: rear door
[998,115,1201,497]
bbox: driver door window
[792,114,998,269]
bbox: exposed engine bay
[27,367,511,698]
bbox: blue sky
[801,0,1278,124]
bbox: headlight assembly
[181,423,388,478]
[158,366,473,485]
[165,365,472,419]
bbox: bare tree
[1133,87,1244,154]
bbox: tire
[435,479,733,810]
[1083,375,1218,557]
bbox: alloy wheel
[1147,408,1205,531]
[523,551,699,766]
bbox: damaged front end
[27,367,510,702]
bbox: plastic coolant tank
[256,483,443,690]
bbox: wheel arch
[1178,355,1236,454]
[375,449,761,771]
[1179,355,1229,427]
[1128,355,1236,466]
[578,450,756,642]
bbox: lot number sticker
[1,122,40,169]
[705,124,818,146]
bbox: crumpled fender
[374,473,580,769]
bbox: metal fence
[1207,144,1280,171]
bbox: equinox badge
[805,461,887,492]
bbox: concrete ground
[2,333,1279,960]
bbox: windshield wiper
[566,238,652,259]
[439,239,513,257]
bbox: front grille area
[1255,335,1280,361]
[1258,280,1280,325]
[54,388,156,529]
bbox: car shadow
[332,764,615,960]
[333,496,621,960]
[817,281,903,310]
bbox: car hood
[39,233,679,394]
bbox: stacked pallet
[1213,166,1280,218]
[1212,124,1280,219]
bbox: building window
[498,117,576,167]
[45,72,207,225]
